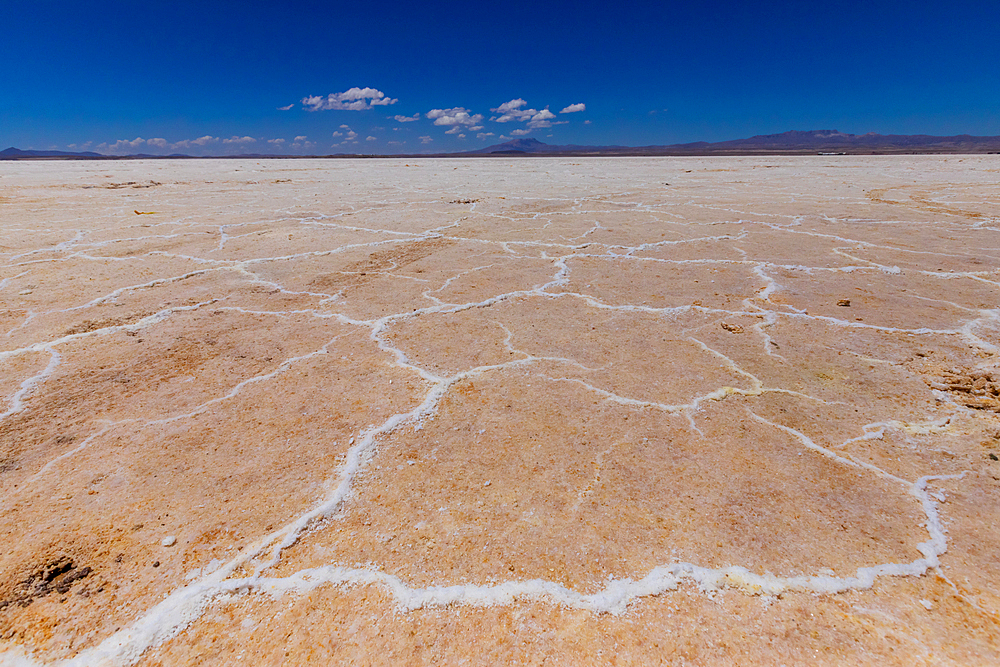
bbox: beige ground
[1,156,999,665]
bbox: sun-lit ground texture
[1,156,1000,665]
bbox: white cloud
[584,120,592,125]
[419,136,433,144]
[491,98,529,122]
[366,136,377,141]
[426,107,484,127]
[491,99,563,128]
[458,134,466,139]
[332,131,343,137]
[345,130,358,140]
[146,138,168,148]
[476,132,494,139]
[444,126,463,135]
[393,113,420,122]
[301,87,397,111]
[168,135,219,150]
[340,124,350,129]
[268,138,286,145]
[294,135,307,141]
[223,136,256,144]
[278,104,295,111]
[99,137,146,154]
[560,103,586,113]
[510,129,531,136]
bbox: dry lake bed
[1,156,1000,665]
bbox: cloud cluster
[333,124,359,143]
[393,113,420,122]
[301,87,397,111]
[490,98,570,131]
[92,134,302,155]
[426,107,484,131]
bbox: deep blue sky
[3,0,999,155]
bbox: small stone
[837,299,851,306]
[721,323,744,334]
[161,536,176,547]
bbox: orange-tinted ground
[1,156,1000,665]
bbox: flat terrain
[1,156,1000,665]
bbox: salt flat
[1,156,999,665]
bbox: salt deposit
[1,156,999,665]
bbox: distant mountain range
[1,147,105,159]
[4,130,1000,160]
[469,131,1000,155]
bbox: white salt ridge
[0,346,60,422]
[2,412,964,667]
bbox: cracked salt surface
[2,156,1000,665]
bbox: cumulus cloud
[560,103,586,113]
[366,136,377,141]
[268,138,286,145]
[476,132,494,139]
[294,135,307,141]
[168,135,219,150]
[458,134,466,139]
[278,104,294,111]
[393,113,420,122]
[419,136,433,144]
[222,136,256,144]
[98,137,147,154]
[333,127,358,141]
[301,87,397,111]
[491,98,530,122]
[490,99,565,129]
[510,128,531,136]
[146,138,169,148]
[426,107,483,127]
[444,126,463,135]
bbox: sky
[3,0,999,155]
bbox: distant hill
[470,137,628,155]
[468,131,1000,156]
[1,147,104,159]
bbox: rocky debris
[925,368,1000,412]
[721,322,744,334]
[1,557,91,609]
[837,299,851,306]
